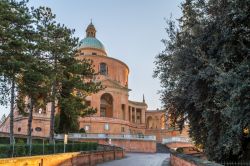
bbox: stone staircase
[156,143,170,153]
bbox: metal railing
[55,133,156,141]
[162,136,192,144]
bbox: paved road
[97,153,170,166]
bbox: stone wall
[0,149,125,166]
[80,139,156,153]
[145,129,188,143]
[166,142,194,149]
[170,149,222,166]
[107,139,156,153]
[79,117,146,135]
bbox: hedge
[0,137,78,145]
[0,142,98,158]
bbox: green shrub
[0,137,50,145]
[31,144,44,155]
[55,143,64,153]
[0,145,11,158]
[44,144,55,154]
[79,128,85,133]
[176,147,184,153]
[14,144,27,157]
[16,139,25,144]
[0,142,98,158]
[0,137,10,144]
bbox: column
[129,107,132,122]
[141,108,146,124]
[140,109,142,124]
[134,107,137,124]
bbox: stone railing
[55,133,156,141]
[80,116,146,128]
[162,136,192,144]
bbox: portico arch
[100,93,113,118]
[147,116,153,129]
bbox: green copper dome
[78,37,105,51]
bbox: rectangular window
[100,63,108,75]
[121,127,125,132]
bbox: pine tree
[32,7,71,143]
[18,58,51,154]
[0,0,34,145]
[58,58,102,133]
[33,7,102,142]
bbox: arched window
[99,63,108,75]
[147,116,153,129]
[100,93,113,118]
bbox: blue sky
[0,0,183,117]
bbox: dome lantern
[86,21,96,38]
[78,22,107,56]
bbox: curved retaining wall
[170,149,222,166]
[0,147,125,166]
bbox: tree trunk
[49,54,57,143]
[49,81,56,143]
[27,97,34,155]
[9,79,15,145]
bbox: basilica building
[0,22,187,143]
[75,22,150,135]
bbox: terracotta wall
[0,150,125,166]
[166,142,194,149]
[170,150,222,166]
[79,55,129,87]
[106,139,156,153]
[79,117,146,135]
[80,139,156,153]
[170,154,197,166]
[0,115,51,137]
[145,129,177,142]
[145,111,165,130]
[145,128,189,143]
